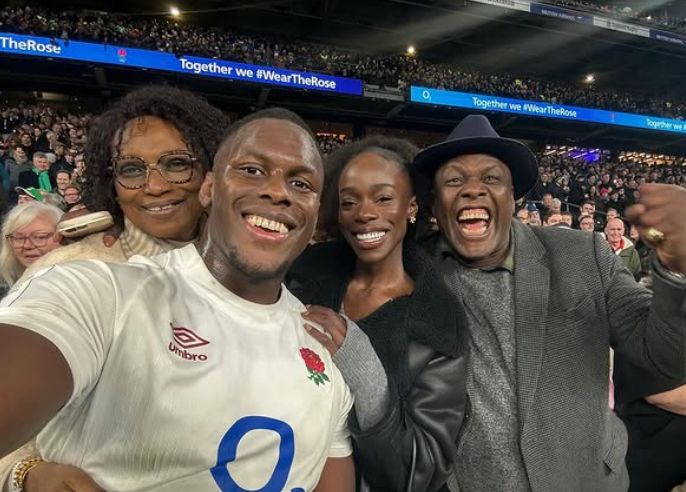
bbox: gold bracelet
[10,456,43,492]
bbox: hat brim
[14,186,43,201]
[414,136,539,199]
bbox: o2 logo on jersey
[211,416,305,492]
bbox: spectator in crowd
[629,223,651,281]
[50,144,74,177]
[15,186,43,205]
[61,182,83,211]
[515,207,530,224]
[316,134,350,155]
[0,108,355,491]
[413,114,686,492]
[18,152,55,192]
[289,136,467,491]
[528,208,542,226]
[5,147,31,191]
[580,199,605,230]
[0,201,63,288]
[578,214,596,232]
[52,169,71,198]
[543,211,563,226]
[605,218,642,281]
[0,146,11,194]
[539,191,554,215]
[530,173,559,201]
[606,207,621,221]
[560,210,573,227]
[72,152,86,183]
[30,127,49,154]
[18,133,34,159]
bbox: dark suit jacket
[18,169,55,191]
[427,220,686,492]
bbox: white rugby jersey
[0,245,352,491]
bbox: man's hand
[645,384,686,416]
[302,305,348,357]
[625,184,686,274]
[25,462,106,492]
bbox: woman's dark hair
[319,135,419,240]
[82,85,230,226]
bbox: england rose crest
[300,347,330,386]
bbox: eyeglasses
[111,150,199,190]
[6,231,56,248]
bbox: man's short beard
[226,247,290,282]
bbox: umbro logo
[168,323,210,361]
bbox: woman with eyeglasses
[0,85,229,491]
[0,201,63,288]
[13,85,228,283]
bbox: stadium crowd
[549,0,686,33]
[0,7,685,487]
[1,5,686,119]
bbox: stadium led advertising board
[0,32,364,96]
[411,86,686,136]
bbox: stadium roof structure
[4,0,686,153]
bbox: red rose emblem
[299,347,329,386]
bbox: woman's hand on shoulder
[301,305,348,356]
[25,462,106,492]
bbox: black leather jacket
[353,341,468,491]
[288,240,469,491]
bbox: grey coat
[429,220,686,492]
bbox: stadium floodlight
[170,6,181,17]
[406,45,416,56]
[584,74,595,84]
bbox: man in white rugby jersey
[0,108,354,492]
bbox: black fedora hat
[414,114,538,199]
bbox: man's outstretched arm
[313,456,355,492]
[0,324,72,455]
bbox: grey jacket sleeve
[600,235,686,383]
[350,342,468,492]
[332,319,390,430]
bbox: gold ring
[645,227,665,244]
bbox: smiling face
[605,218,625,247]
[200,118,323,282]
[337,151,416,266]
[433,153,514,268]
[63,186,81,204]
[114,116,205,241]
[55,171,70,192]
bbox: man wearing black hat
[413,114,686,492]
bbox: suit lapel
[512,221,550,430]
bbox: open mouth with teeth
[457,208,491,237]
[142,200,183,214]
[244,214,292,239]
[350,229,389,249]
